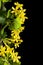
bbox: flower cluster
[0,45,21,63]
[0,2,28,65]
[11,2,28,23]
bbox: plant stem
[1,22,9,35]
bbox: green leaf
[0,16,5,24]
[2,6,6,11]
[0,57,4,65]
[13,62,21,65]
[8,17,21,30]
[0,10,7,18]
[7,10,11,18]
[4,62,8,65]
[0,0,1,9]
[2,0,12,2]
[1,28,4,35]
[14,17,21,30]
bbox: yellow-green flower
[14,39,23,49]
[14,2,23,9]
[11,7,19,15]
[5,46,14,54]
[11,51,21,63]
[0,45,6,56]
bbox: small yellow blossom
[18,26,25,32]
[14,43,20,48]
[11,29,19,36]
[5,46,14,54]
[18,11,28,22]
[11,51,21,63]
[11,7,19,15]
[0,45,6,56]
[14,39,23,48]
[14,2,23,9]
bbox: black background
[5,0,32,65]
